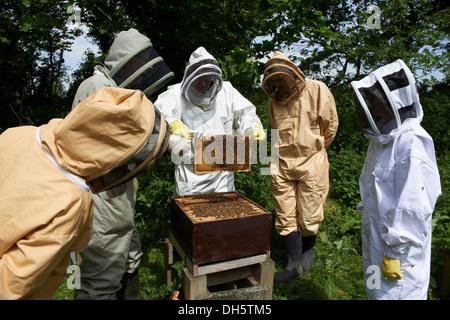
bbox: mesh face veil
[109,42,174,98]
[181,60,223,107]
[87,109,170,193]
[351,59,422,137]
[263,59,306,103]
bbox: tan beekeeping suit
[0,87,159,299]
[264,52,338,236]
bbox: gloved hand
[251,125,266,141]
[382,256,402,281]
[168,134,191,165]
[170,120,192,140]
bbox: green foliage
[328,148,366,209]
[327,85,367,208]
[138,248,172,299]
[328,85,369,153]
[252,0,333,58]
[429,151,450,298]
[235,164,274,212]
[75,0,281,83]
[289,0,449,86]
[74,0,331,84]
[168,257,186,292]
[218,48,265,94]
[135,154,175,246]
[0,0,79,129]
[419,82,450,154]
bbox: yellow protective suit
[264,52,338,237]
[0,87,159,299]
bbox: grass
[270,200,366,300]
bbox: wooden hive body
[170,192,272,266]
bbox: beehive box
[170,192,272,266]
[193,135,253,173]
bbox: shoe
[274,231,303,283]
[116,269,143,300]
[301,234,317,273]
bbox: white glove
[169,135,192,165]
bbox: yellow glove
[382,256,402,281]
[252,125,266,141]
[170,120,192,140]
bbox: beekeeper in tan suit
[263,52,338,283]
[0,87,170,299]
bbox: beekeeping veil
[351,59,423,138]
[104,28,174,98]
[181,47,223,108]
[49,87,171,194]
[263,51,306,104]
[87,107,169,193]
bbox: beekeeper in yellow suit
[0,87,171,299]
[262,52,338,283]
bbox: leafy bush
[429,151,450,298]
[135,154,175,246]
[420,82,450,156]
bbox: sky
[63,6,99,88]
[64,20,99,73]
[64,32,98,72]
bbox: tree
[280,0,449,86]
[74,0,331,86]
[0,0,80,130]
[2,0,447,129]
[75,0,266,83]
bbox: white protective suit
[352,59,441,300]
[154,47,263,196]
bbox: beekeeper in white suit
[154,46,265,196]
[351,59,441,300]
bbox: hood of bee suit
[351,59,424,143]
[181,46,223,108]
[263,51,307,104]
[39,87,170,193]
[103,28,174,97]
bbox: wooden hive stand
[164,231,275,300]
